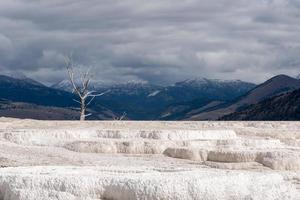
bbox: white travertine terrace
[0,166,298,200]
[0,118,299,199]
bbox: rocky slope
[221,88,300,120]
[189,75,300,120]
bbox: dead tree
[64,55,107,121]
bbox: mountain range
[188,75,300,120]
[0,75,116,120]
[53,78,255,119]
[0,73,299,120]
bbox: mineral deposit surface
[0,118,299,199]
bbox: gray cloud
[0,0,299,85]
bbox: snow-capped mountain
[1,73,299,120]
[51,79,108,92]
[51,79,72,91]
[50,77,256,119]
[0,74,257,120]
[158,78,256,120]
[52,79,163,98]
[162,77,256,103]
[175,78,251,88]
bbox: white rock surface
[207,150,258,162]
[64,140,179,154]
[257,151,300,170]
[0,119,299,199]
[0,166,298,200]
[96,129,237,140]
[163,147,208,161]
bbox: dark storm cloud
[0,0,299,85]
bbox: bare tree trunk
[80,98,86,121]
[65,55,109,121]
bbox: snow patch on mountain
[148,90,161,97]
[52,79,108,92]
[177,77,247,87]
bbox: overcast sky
[0,0,300,85]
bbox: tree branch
[65,55,83,98]
[84,113,92,117]
[72,99,81,104]
[85,90,110,108]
